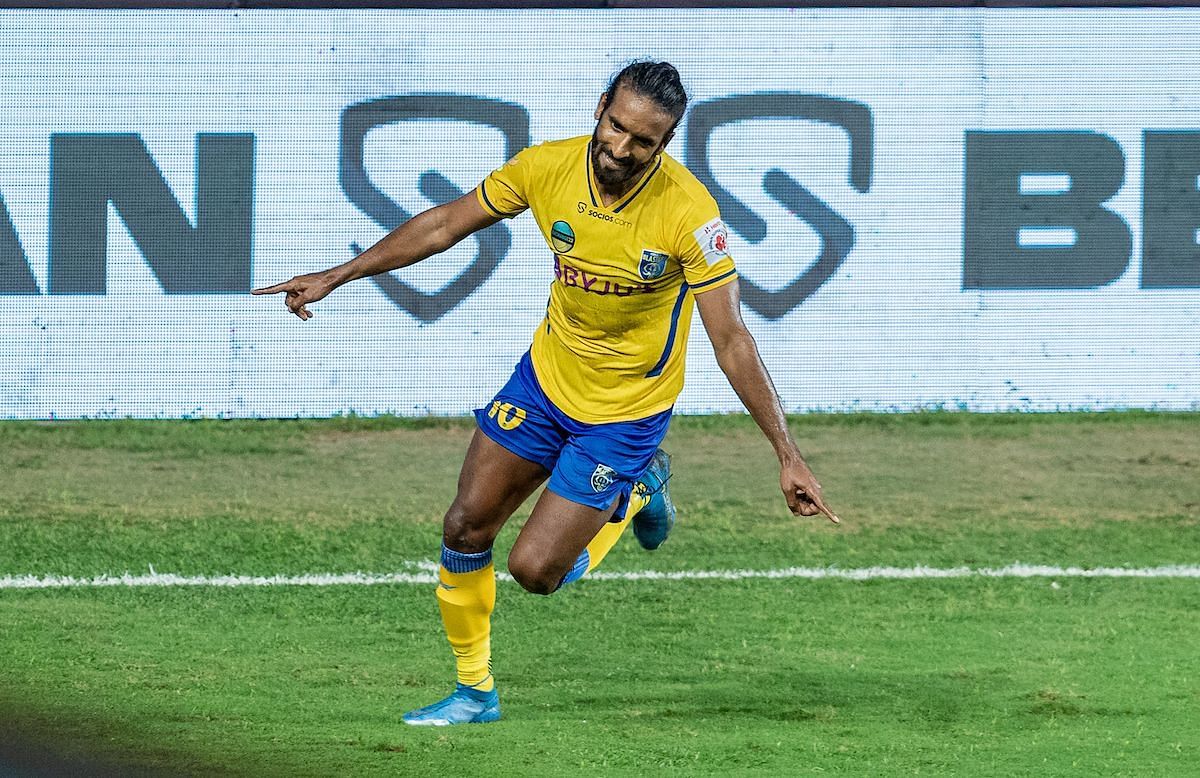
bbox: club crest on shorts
[590,463,617,493]
[638,249,669,280]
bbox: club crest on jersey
[638,249,669,280]
[551,220,576,253]
[590,463,617,493]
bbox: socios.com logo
[686,93,874,320]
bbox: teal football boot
[402,683,501,726]
[632,448,675,550]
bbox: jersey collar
[585,142,662,214]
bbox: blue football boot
[632,448,675,550]
[402,683,501,726]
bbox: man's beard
[590,130,651,190]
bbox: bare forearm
[327,208,457,287]
[696,281,837,521]
[713,332,802,463]
[253,192,494,319]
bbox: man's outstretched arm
[252,192,500,319]
[694,279,840,523]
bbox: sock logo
[487,400,526,430]
[590,463,617,493]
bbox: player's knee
[442,501,497,553]
[506,554,559,596]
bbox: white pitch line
[2,564,1200,590]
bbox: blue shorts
[474,352,672,512]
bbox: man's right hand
[251,272,337,320]
[250,192,499,321]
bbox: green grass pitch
[1,413,1198,776]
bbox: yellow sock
[436,546,496,692]
[584,516,629,574]
[625,481,652,520]
[584,483,651,573]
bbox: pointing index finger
[251,282,291,295]
[814,496,841,525]
[802,489,841,525]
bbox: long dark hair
[605,61,688,124]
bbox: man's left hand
[781,459,840,524]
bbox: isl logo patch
[638,249,669,280]
[590,463,617,493]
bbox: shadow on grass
[1023,688,1142,719]
[0,697,264,778]
[562,666,981,727]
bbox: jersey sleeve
[476,145,536,219]
[676,198,738,293]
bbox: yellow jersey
[476,135,738,424]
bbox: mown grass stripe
[3,564,1200,590]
